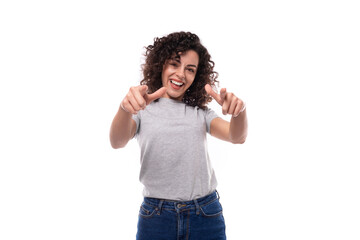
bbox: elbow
[110,130,132,149]
[230,137,247,144]
[229,130,247,144]
[110,138,128,149]
[111,142,123,149]
[111,141,127,149]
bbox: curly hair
[140,31,219,109]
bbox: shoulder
[201,106,219,119]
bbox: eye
[187,68,195,73]
[169,62,178,67]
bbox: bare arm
[109,107,137,149]
[210,109,248,144]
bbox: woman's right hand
[120,85,167,114]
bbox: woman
[110,31,247,240]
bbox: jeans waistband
[143,190,220,216]
[143,190,219,208]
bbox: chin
[167,90,184,100]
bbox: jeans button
[177,203,186,208]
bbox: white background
[1,0,359,239]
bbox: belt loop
[156,200,164,215]
[215,190,220,200]
[193,198,200,215]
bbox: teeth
[171,80,184,86]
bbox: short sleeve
[205,108,219,133]
[131,113,140,138]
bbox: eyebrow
[187,64,197,69]
[170,57,197,68]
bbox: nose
[176,68,185,80]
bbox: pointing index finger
[205,84,222,105]
[220,88,227,101]
[139,85,148,95]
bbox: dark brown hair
[141,31,219,109]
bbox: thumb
[145,87,167,105]
[205,84,223,105]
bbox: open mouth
[170,80,184,90]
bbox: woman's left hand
[205,84,245,117]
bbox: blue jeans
[136,190,226,240]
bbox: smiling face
[161,50,199,101]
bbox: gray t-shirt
[132,97,220,201]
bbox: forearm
[229,109,248,144]
[109,106,135,149]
